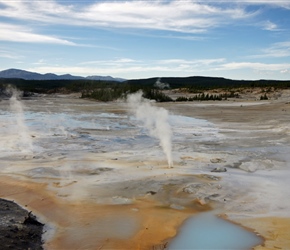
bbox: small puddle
[168,212,263,250]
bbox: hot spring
[2,93,283,249]
[168,212,263,250]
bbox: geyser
[127,91,173,167]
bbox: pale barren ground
[0,90,290,249]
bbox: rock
[196,198,207,206]
[239,163,258,173]
[152,242,168,250]
[24,211,44,226]
[225,162,242,168]
[178,161,187,166]
[74,167,113,175]
[201,174,220,181]
[211,167,227,173]
[170,204,184,210]
[111,196,132,205]
[146,191,157,195]
[182,183,202,194]
[210,158,226,163]
[0,199,44,250]
[206,194,220,201]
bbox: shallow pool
[168,212,263,250]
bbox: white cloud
[114,58,138,63]
[78,58,139,66]
[218,0,290,10]
[0,1,72,23]
[269,41,290,57]
[218,62,290,71]
[28,65,170,77]
[157,58,226,66]
[0,0,255,34]
[26,58,290,79]
[0,49,23,59]
[32,65,195,77]
[165,35,205,41]
[29,57,225,77]
[0,23,76,45]
[262,20,279,31]
[250,41,290,58]
[32,59,46,65]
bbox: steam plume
[127,91,173,167]
[8,87,33,153]
[154,78,170,89]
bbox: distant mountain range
[0,69,126,82]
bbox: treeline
[1,76,290,102]
[2,76,290,93]
[0,78,119,93]
[260,94,269,100]
[82,86,173,102]
[127,76,290,90]
[176,92,239,102]
[143,89,173,102]
[0,78,173,102]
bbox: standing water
[168,212,263,250]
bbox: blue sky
[0,0,290,80]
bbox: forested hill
[126,76,290,89]
[1,76,290,102]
